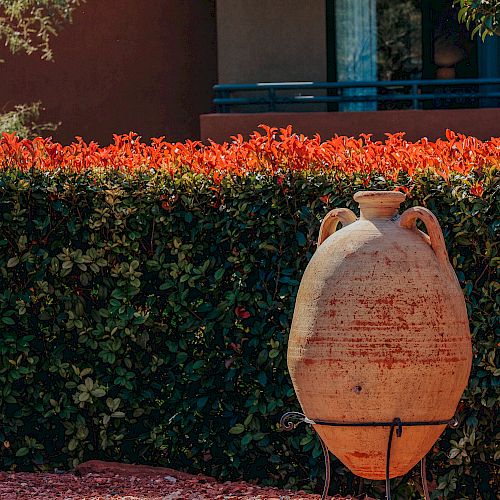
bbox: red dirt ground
[0,461,326,499]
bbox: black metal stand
[280,412,459,500]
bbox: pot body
[287,192,471,479]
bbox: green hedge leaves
[0,168,498,498]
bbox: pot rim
[353,190,406,207]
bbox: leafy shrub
[0,128,498,498]
[0,102,58,139]
[453,0,500,39]
[0,0,82,61]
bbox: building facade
[203,0,500,141]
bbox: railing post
[225,90,232,114]
[215,89,221,113]
[269,88,276,112]
[412,83,419,110]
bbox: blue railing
[213,79,500,113]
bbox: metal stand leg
[281,412,332,499]
[318,435,331,500]
[385,418,402,500]
[421,456,430,500]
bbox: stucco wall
[216,0,327,83]
[200,108,500,143]
[0,0,217,144]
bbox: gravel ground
[0,461,324,499]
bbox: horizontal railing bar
[291,93,500,102]
[214,92,500,106]
[214,78,500,92]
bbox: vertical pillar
[478,36,500,108]
[335,0,377,111]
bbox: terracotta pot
[288,191,471,480]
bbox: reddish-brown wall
[0,0,217,144]
[201,108,500,142]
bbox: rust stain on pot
[347,451,371,459]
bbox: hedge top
[1,126,499,183]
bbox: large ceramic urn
[288,191,472,480]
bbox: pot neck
[353,191,405,221]
[359,207,399,220]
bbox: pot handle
[399,207,451,274]
[318,208,357,246]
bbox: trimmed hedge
[0,130,498,498]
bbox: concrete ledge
[200,108,500,142]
